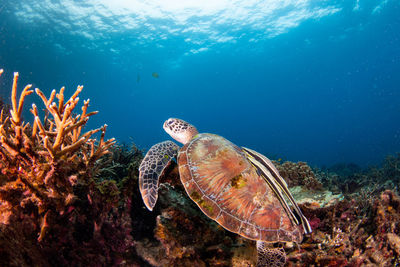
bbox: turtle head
[163,118,199,145]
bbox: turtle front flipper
[139,141,180,211]
[256,241,286,267]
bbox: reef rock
[291,186,344,209]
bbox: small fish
[137,74,140,83]
[152,72,159,78]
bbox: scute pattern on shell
[139,140,179,210]
[178,133,303,243]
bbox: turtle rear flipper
[256,241,286,267]
[139,141,179,211]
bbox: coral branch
[0,69,138,267]
[10,72,34,125]
[10,73,18,115]
[28,84,112,159]
[0,69,116,246]
[56,86,65,114]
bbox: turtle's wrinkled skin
[139,118,310,267]
[178,133,302,243]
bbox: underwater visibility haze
[0,0,399,168]
[2,1,400,266]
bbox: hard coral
[318,156,400,196]
[0,70,114,233]
[0,70,134,266]
[274,160,323,190]
[287,190,400,266]
[129,153,400,266]
[154,182,231,266]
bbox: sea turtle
[139,118,311,266]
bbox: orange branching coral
[0,70,115,240]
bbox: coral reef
[290,186,343,209]
[0,70,135,266]
[274,160,323,190]
[316,154,400,196]
[1,69,400,266]
[95,142,143,183]
[130,159,400,267]
[287,189,400,266]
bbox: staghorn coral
[0,70,114,234]
[0,70,136,266]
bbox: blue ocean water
[0,0,399,168]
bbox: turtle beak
[163,119,172,132]
[163,119,175,139]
